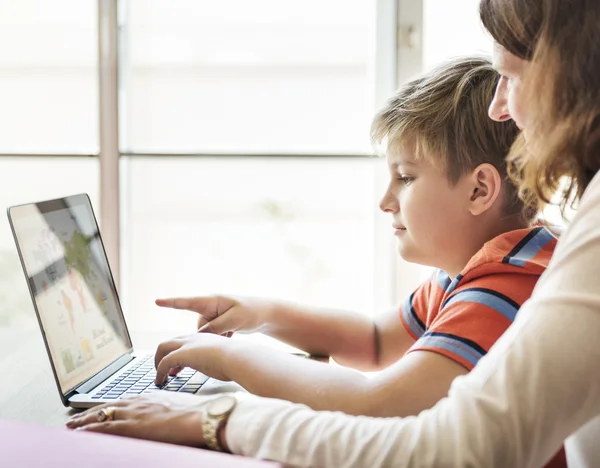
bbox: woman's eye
[501,74,517,86]
[397,176,414,186]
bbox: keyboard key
[182,385,200,391]
[187,373,209,385]
[180,387,199,394]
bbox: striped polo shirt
[400,225,558,370]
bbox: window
[0,158,99,327]
[0,0,99,329]
[423,0,492,69]
[1,1,515,335]
[121,0,375,154]
[120,157,388,333]
[118,0,395,335]
[0,0,98,153]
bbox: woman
[68,0,600,466]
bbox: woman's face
[488,43,530,130]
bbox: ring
[97,406,116,422]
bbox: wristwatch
[201,395,237,451]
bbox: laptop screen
[9,194,131,394]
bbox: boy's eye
[397,175,414,186]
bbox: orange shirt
[400,225,558,370]
[399,225,566,467]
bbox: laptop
[7,193,242,409]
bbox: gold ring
[97,406,116,422]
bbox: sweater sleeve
[225,173,600,468]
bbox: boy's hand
[153,332,237,385]
[155,295,270,335]
[155,295,273,377]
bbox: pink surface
[0,419,280,468]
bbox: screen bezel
[7,193,134,405]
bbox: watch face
[207,395,237,417]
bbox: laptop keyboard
[91,354,209,399]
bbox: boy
[153,57,557,419]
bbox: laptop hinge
[74,353,135,394]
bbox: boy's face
[380,145,474,273]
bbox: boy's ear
[468,163,502,216]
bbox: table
[0,326,74,426]
[1,419,281,468]
[0,327,281,467]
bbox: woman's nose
[488,77,511,122]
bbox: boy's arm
[157,296,414,372]
[154,333,466,416]
[264,303,414,371]
[221,342,467,416]
[154,272,522,417]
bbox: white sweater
[225,171,600,468]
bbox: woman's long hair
[480,0,600,213]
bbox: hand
[155,295,272,335]
[65,393,213,448]
[154,332,236,385]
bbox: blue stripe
[443,289,519,322]
[427,330,487,355]
[402,294,425,338]
[436,270,452,291]
[415,334,483,367]
[505,228,555,267]
[446,274,463,294]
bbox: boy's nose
[379,190,399,213]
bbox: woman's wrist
[195,406,232,452]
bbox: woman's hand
[155,295,273,335]
[154,332,239,385]
[65,393,214,448]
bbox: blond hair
[480,0,600,214]
[371,56,533,220]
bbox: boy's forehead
[385,145,422,168]
[385,143,448,177]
